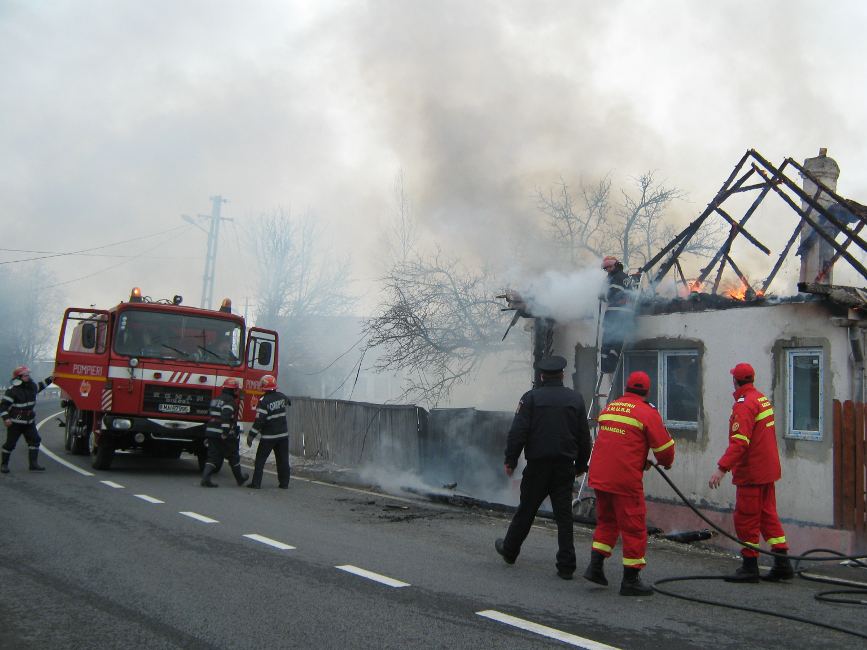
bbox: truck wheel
[67,405,91,456]
[92,442,115,470]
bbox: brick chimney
[799,148,840,285]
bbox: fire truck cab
[53,289,279,471]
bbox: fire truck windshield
[114,309,242,366]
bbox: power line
[0,224,192,266]
[0,248,200,261]
[37,233,181,290]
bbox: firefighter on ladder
[583,371,675,596]
[246,374,290,489]
[708,363,794,582]
[599,256,631,374]
[201,378,249,488]
[1,366,52,473]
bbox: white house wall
[554,301,852,527]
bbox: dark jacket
[205,389,238,439]
[1,378,51,426]
[249,391,290,439]
[505,379,592,471]
[605,268,630,308]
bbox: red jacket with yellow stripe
[717,384,781,486]
[589,393,675,496]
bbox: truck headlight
[113,419,132,430]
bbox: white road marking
[179,511,219,524]
[335,565,410,588]
[242,534,296,550]
[36,411,95,477]
[100,480,124,489]
[476,611,621,650]
[134,494,165,504]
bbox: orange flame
[688,279,704,293]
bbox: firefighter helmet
[601,256,619,270]
[11,365,30,379]
[261,375,278,391]
[222,377,241,390]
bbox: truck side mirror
[81,323,97,350]
[257,341,272,366]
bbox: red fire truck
[52,288,279,471]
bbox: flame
[688,279,704,293]
[724,284,748,301]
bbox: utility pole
[182,196,232,309]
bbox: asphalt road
[1,403,866,649]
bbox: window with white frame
[785,348,823,440]
[624,350,700,429]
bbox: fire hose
[649,463,867,640]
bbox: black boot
[724,555,760,583]
[1,449,10,474]
[231,464,249,486]
[620,567,653,596]
[495,538,516,565]
[582,550,609,586]
[28,448,45,471]
[200,464,219,487]
[763,550,794,582]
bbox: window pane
[792,354,821,432]
[665,354,699,423]
[625,352,658,404]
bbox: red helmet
[601,256,619,270]
[12,365,31,379]
[222,377,241,390]
[261,375,277,391]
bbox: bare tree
[538,171,723,269]
[364,252,506,406]
[249,208,354,385]
[0,266,58,374]
[535,175,611,265]
[385,170,417,264]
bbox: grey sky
[2,0,866,314]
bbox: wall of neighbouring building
[552,300,856,529]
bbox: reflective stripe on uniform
[260,433,289,440]
[652,439,674,453]
[766,421,775,428]
[743,540,759,547]
[592,541,612,553]
[767,536,787,546]
[622,557,646,566]
[755,408,774,422]
[266,413,285,420]
[257,408,268,415]
[598,414,644,430]
[732,434,750,444]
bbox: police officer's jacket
[505,379,592,471]
[205,389,237,438]
[250,391,290,440]
[1,378,51,427]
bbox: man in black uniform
[600,256,631,374]
[495,356,592,579]
[246,374,290,489]
[1,366,52,473]
[200,377,249,488]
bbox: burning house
[505,149,867,552]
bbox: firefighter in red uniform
[708,363,794,582]
[583,371,675,596]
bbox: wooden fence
[833,400,867,541]
[286,397,426,469]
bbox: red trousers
[591,490,647,569]
[734,483,788,558]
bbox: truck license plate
[158,404,191,414]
